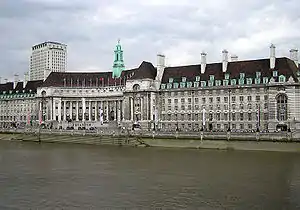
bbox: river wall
[1,131,300,152]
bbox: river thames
[0,141,300,209]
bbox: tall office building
[29,41,67,81]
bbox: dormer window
[297,71,300,77]
[215,80,221,86]
[182,77,186,82]
[273,71,278,77]
[195,76,200,82]
[209,75,215,81]
[231,79,236,85]
[223,79,229,86]
[194,82,199,88]
[161,84,166,89]
[180,82,186,88]
[279,75,286,83]
[225,73,230,80]
[255,78,261,84]
[187,82,192,88]
[263,77,269,84]
[246,78,252,85]
[208,80,214,87]
[239,78,245,85]
[201,81,206,87]
[256,72,261,78]
[167,83,172,89]
[173,83,179,88]
[168,78,173,83]
[240,73,245,78]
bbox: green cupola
[112,39,125,78]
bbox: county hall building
[1,41,300,132]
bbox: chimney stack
[290,49,298,68]
[270,44,276,69]
[24,72,29,88]
[155,54,166,82]
[222,49,228,72]
[201,52,207,74]
[14,74,19,89]
[231,55,238,62]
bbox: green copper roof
[112,39,125,78]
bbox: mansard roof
[129,61,157,80]
[0,80,43,94]
[0,82,13,93]
[42,69,135,87]
[42,60,156,87]
[162,57,299,83]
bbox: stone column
[150,94,153,121]
[106,101,109,121]
[115,100,117,121]
[58,98,62,122]
[76,101,79,121]
[82,98,86,122]
[69,101,72,120]
[117,100,121,122]
[53,98,56,121]
[63,100,66,121]
[95,101,98,121]
[130,97,134,121]
[121,100,125,121]
[89,101,92,121]
[140,97,143,121]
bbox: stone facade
[1,43,300,132]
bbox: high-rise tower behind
[29,41,67,81]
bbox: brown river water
[0,140,300,209]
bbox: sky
[0,0,300,81]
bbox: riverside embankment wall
[1,131,300,152]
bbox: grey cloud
[0,0,300,80]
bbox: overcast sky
[1,0,300,81]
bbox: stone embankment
[1,130,300,152]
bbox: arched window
[133,84,140,91]
[276,94,287,121]
[279,75,286,83]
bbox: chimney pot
[270,44,276,69]
[201,52,207,74]
[222,49,228,72]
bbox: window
[256,72,261,78]
[209,75,215,81]
[182,77,187,82]
[223,80,229,86]
[208,80,214,87]
[195,76,200,82]
[256,96,260,101]
[231,79,236,85]
[169,78,173,83]
[247,96,252,101]
[240,113,244,121]
[246,78,252,85]
[187,82,193,88]
[279,75,286,83]
[195,98,199,103]
[225,73,230,79]
[277,94,287,121]
[173,83,179,88]
[194,82,199,88]
[240,73,245,78]
[167,83,172,89]
[273,71,278,77]
[215,80,221,86]
[239,78,245,85]
[263,77,268,84]
[255,78,261,84]
[180,82,186,88]
[248,113,252,121]
[181,98,185,104]
[201,81,206,87]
